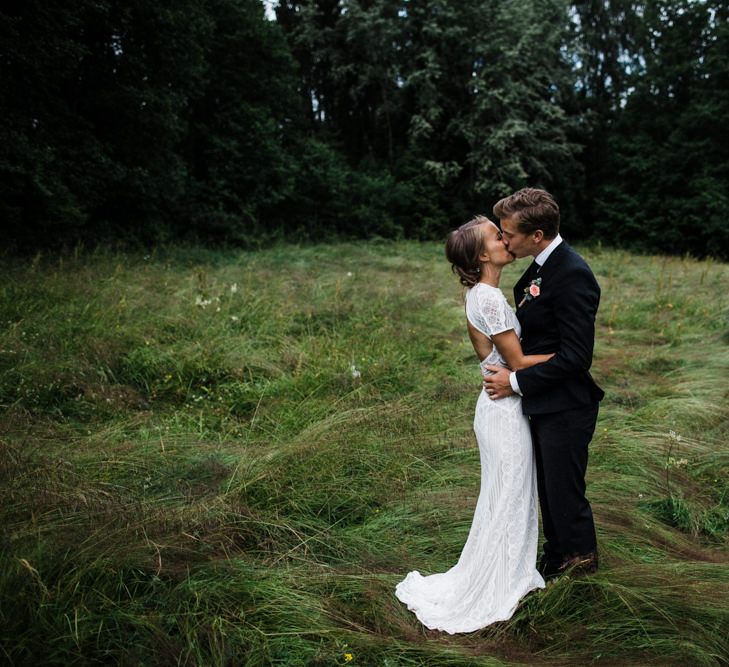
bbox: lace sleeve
[475,286,514,338]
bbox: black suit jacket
[514,241,604,415]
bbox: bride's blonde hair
[445,215,490,287]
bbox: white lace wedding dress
[395,282,545,634]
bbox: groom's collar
[534,234,563,267]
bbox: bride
[395,216,551,634]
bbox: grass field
[1,241,728,666]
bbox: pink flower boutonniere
[518,277,542,308]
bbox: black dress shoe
[558,550,599,577]
[539,550,598,580]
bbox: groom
[483,188,604,579]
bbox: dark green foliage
[592,0,729,258]
[0,0,304,246]
[1,0,728,256]
[184,0,301,241]
[0,1,211,244]
[276,0,583,232]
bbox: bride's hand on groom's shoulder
[482,366,515,400]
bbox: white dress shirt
[509,234,563,395]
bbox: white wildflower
[350,364,361,379]
[347,272,353,277]
[195,295,212,308]
[231,316,239,322]
[666,457,689,468]
[230,283,238,294]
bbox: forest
[2,0,728,257]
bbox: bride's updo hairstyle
[445,215,490,287]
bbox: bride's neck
[478,263,502,288]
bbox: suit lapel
[514,260,539,305]
[515,242,569,311]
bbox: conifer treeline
[2,1,727,256]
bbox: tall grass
[1,242,727,665]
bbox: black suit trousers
[530,402,599,564]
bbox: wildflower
[344,654,353,663]
[195,295,212,308]
[231,316,239,322]
[230,283,238,294]
[346,272,353,277]
[668,430,682,443]
[666,457,689,468]
[350,364,361,379]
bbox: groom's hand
[483,366,515,400]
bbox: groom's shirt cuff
[509,372,523,396]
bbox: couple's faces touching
[498,216,545,259]
[479,220,514,268]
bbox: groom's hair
[493,188,560,239]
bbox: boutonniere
[518,277,542,308]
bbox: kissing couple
[396,188,604,634]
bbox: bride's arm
[490,329,554,370]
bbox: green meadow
[1,242,727,666]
